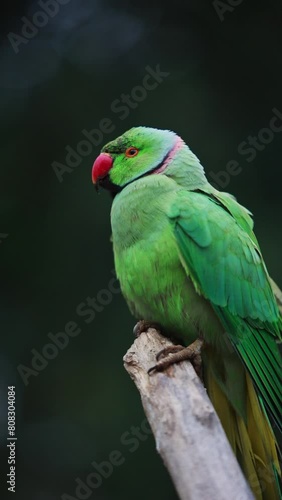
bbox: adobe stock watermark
[7,0,71,54]
[17,270,121,386]
[0,233,9,244]
[61,418,152,500]
[233,461,279,500]
[247,462,279,500]
[51,64,170,183]
[209,107,282,190]
[213,0,244,21]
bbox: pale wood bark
[270,277,282,313]
[123,328,254,500]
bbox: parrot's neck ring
[151,137,185,175]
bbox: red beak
[92,153,113,184]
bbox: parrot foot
[148,338,204,378]
[133,320,162,338]
[156,344,185,361]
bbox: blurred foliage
[0,0,282,499]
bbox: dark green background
[1,1,282,499]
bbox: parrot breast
[110,174,224,346]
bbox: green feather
[169,189,282,432]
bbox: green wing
[168,189,282,431]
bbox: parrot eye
[125,147,139,158]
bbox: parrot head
[92,126,184,193]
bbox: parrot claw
[148,338,204,378]
[133,320,162,337]
[156,344,185,361]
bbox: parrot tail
[205,366,281,500]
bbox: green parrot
[92,126,282,499]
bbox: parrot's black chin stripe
[97,174,122,195]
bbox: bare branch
[123,328,254,500]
